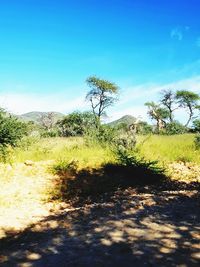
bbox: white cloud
[0,76,200,126]
[107,75,200,123]
[0,92,89,115]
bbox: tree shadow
[53,161,200,206]
[0,189,199,266]
[1,162,200,266]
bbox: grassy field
[5,133,199,165]
[7,137,115,167]
[137,134,200,164]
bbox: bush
[57,111,95,137]
[193,119,200,133]
[0,110,28,162]
[136,121,153,135]
[0,111,27,147]
[194,135,200,149]
[85,124,118,146]
[165,121,187,135]
[41,129,59,138]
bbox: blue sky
[0,0,200,122]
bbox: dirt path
[0,189,200,267]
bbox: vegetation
[145,101,169,132]
[193,119,200,132]
[57,111,95,137]
[0,76,200,244]
[194,135,200,149]
[86,76,119,125]
[175,90,200,126]
[146,89,200,136]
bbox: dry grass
[0,135,199,238]
[0,138,115,236]
[0,161,57,237]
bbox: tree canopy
[86,76,119,123]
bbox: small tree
[145,102,169,133]
[86,76,119,125]
[160,89,178,122]
[176,90,200,127]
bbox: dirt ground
[0,188,200,267]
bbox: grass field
[5,133,200,165]
[137,134,200,164]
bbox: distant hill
[108,115,137,127]
[18,111,65,124]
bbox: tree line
[145,89,200,134]
[0,76,200,154]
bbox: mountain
[108,115,137,127]
[18,111,65,124]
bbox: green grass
[137,134,200,164]
[8,137,115,168]
[6,134,200,165]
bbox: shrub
[165,121,187,135]
[193,119,200,133]
[194,135,200,149]
[136,121,153,135]
[0,111,27,147]
[85,124,118,146]
[0,110,28,162]
[57,111,95,137]
[41,129,59,138]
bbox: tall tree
[160,89,178,122]
[86,76,119,124]
[176,90,200,127]
[145,102,169,133]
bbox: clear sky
[0,0,200,122]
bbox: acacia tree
[145,102,169,133]
[160,89,178,122]
[176,90,200,127]
[86,76,119,125]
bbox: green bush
[57,111,95,137]
[194,135,200,149]
[136,121,153,135]
[41,129,59,138]
[85,124,118,146]
[165,121,187,135]
[193,119,200,133]
[0,111,27,147]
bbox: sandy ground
[0,188,200,267]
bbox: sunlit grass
[0,137,115,235]
[0,135,199,236]
[137,134,200,164]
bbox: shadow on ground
[0,162,200,266]
[53,160,200,206]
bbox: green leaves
[0,111,27,148]
[86,76,119,120]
